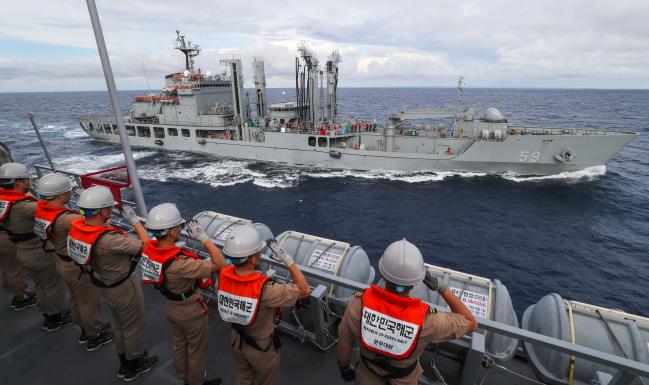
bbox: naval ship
[78,32,637,176]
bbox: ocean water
[0,88,647,318]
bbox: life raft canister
[67,218,125,265]
[359,285,429,360]
[217,265,271,326]
[33,200,74,241]
[141,239,212,288]
[0,190,36,222]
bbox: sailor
[217,225,310,385]
[337,239,477,385]
[0,230,34,310]
[34,173,112,350]
[0,162,68,329]
[141,203,227,385]
[67,186,157,381]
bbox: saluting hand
[186,219,209,244]
[266,240,294,266]
[119,205,140,225]
[423,270,447,294]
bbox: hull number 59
[519,151,540,162]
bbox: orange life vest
[0,189,36,222]
[141,239,212,289]
[217,265,271,326]
[67,218,124,266]
[359,285,429,360]
[33,200,74,241]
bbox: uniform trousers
[100,274,145,360]
[56,258,103,336]
[16,246,64,315]
[0,234,28,296]
[164,296,209,385]
[231,332,280,385]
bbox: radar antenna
[174,30,201,73]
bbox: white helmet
[223,225,264,262]
[77,186,116,210]
[145,203,185,230]
[378,239,426,287]
[0,162,31,181]
[36,173,73,198]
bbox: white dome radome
[482,107,506,122]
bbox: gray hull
[79,120,636,175]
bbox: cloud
[1,0,649,91]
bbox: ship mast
[454,75,464,137]
[174,30,201,73]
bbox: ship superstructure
[79,32,637,176]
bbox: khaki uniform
[0,231,29,297]
[226,273,301,385]
[338,296,470,385]
[4,200,65,315]
[91,230,144,360]
[163,256,213,385]
[49,211,104,336]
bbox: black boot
[123,353,158,382]
[42,312,73,332]
[117,354,127,379]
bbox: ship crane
[297,41,319,127]
[326,50,341,122]
[174,30,201,73]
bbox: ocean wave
[303,168,487,183]
[502,165,607,183]
[138,159,300,189]
[134,157,607,188]
[54,151,157,173]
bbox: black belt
[360,354,419,380]
[7,231,36,243]
[157,285,197,302]
[231,324,282,352]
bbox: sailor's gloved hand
[186,220,209,244]
[424,271,447,294]
[339,363,355,382]
[266,240,294,266]
[119,205,140,225]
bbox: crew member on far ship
[141,203,227,385]
[67,186,157,381]
[0,162,67,329]
[34,173,112,350]
[337,239,478,385]
[217,225,310,385]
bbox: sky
[1,0,649,92]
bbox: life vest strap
[157,284,197,302]
[360,354,418,379]
[231,324,282,352]
[56,252,73,263]
[87,254,141,289]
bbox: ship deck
[0,287,539,385]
